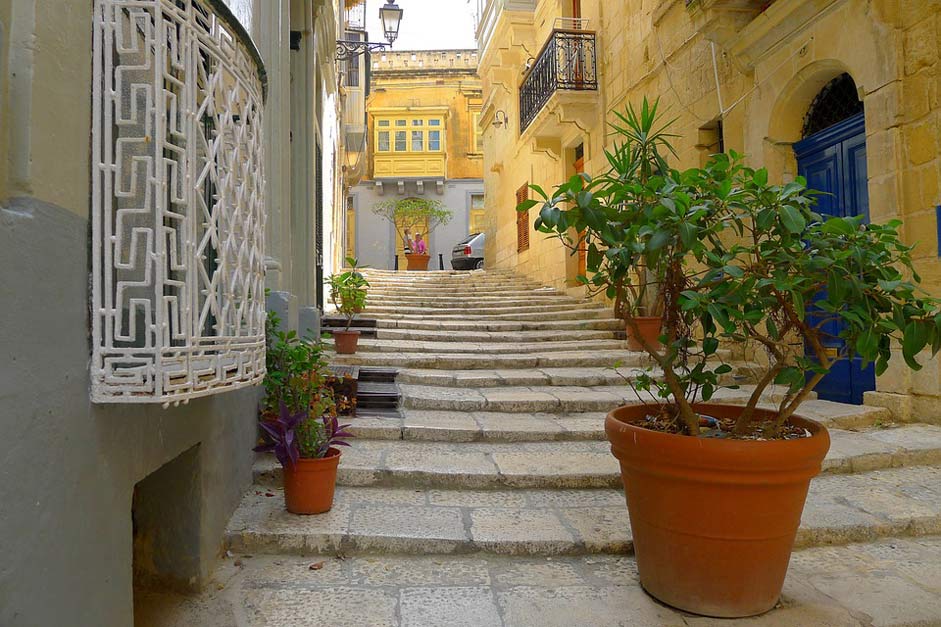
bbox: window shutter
[516,183,530,253]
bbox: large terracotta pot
[605,403,830,618]
[283,448,342,514]
[626,316,663,351]
[333,329,360,354]
[406,253,431,271]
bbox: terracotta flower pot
[283,448,342,515]
[605,403,830,618]
[626,316,663,351]
[333,329,360,354]
[406,253,431,271]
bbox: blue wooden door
[794,113,875,404]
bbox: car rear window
[456,233,482,246]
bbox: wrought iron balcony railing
[519,29,598,132]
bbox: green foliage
[372,197,453,244]
[523,97,941,435]
[263,307,336,420]
[328,257,370,331]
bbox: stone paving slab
[142,537,941,626]
[254,424,941,489]
[228,466,941,557]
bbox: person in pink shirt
[413,232,428,254]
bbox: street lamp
[379,0,404,45]
[336,0,404,61]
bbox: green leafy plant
[328,257,370,331]
[259,309,349,462]
[522,98,941,437]
[372,197,453,250]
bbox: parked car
[451,232,485,270]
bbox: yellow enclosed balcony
[372,109,448,179]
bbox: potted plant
[257,312,353,514]
[372,197,453,271]
[328,262,369,354]
[521,98,941,617]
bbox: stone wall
[479,0,941,405]
[0,0,306,624]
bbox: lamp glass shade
[379,1,403,44]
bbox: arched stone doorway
[793,73,875,405]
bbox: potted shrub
[258,312,353,514]
[521,98,940,617]
[328,263,369,354]
[372,197,453,271]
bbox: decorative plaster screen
[91,0,267,404]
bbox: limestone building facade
[476,0,941,416]
[347,49,486,270]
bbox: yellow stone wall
[365,50,484,181]
[480,0,941,407]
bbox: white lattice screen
[92,0,267,404]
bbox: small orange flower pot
[626,316,663,351]
[283,448,342,515]
[333,329,360,354]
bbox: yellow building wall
[480,0,941,409]
[365,50,484,182]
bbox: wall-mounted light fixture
[336,0,404,61]
[492,110,509,129]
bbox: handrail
[519,29,598,132]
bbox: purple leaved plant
[318,413,354,458]
[254,402,307,469]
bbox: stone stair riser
[339,340,627,355]
[365,309,612,321]
[374,319,625,332]
[374,330,617,343]
[330,351,651,370]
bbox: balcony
[476,0,537,57]
[519,27,598,134]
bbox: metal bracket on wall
[336,39,388,61]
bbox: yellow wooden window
[469,193,485,234]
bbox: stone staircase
[222,269,941,625]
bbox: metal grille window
[516,184,530,253]
[91,0,267,404]
[802,73,863,138]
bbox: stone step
[366,307,613,322]
[374,328,617,344]
[227,465,941,557]
[363,302,606,316]
[173,538,941,627]
[330,338,627,356]
[347,400,897,443]
[347,410,609,442]
[254,423,941,490]
[329,349,648,370]
[367,294,579,305]
[399,383,668,412]
[366,287,564,297]
[374,318,625,332]
[396,366,656,388]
